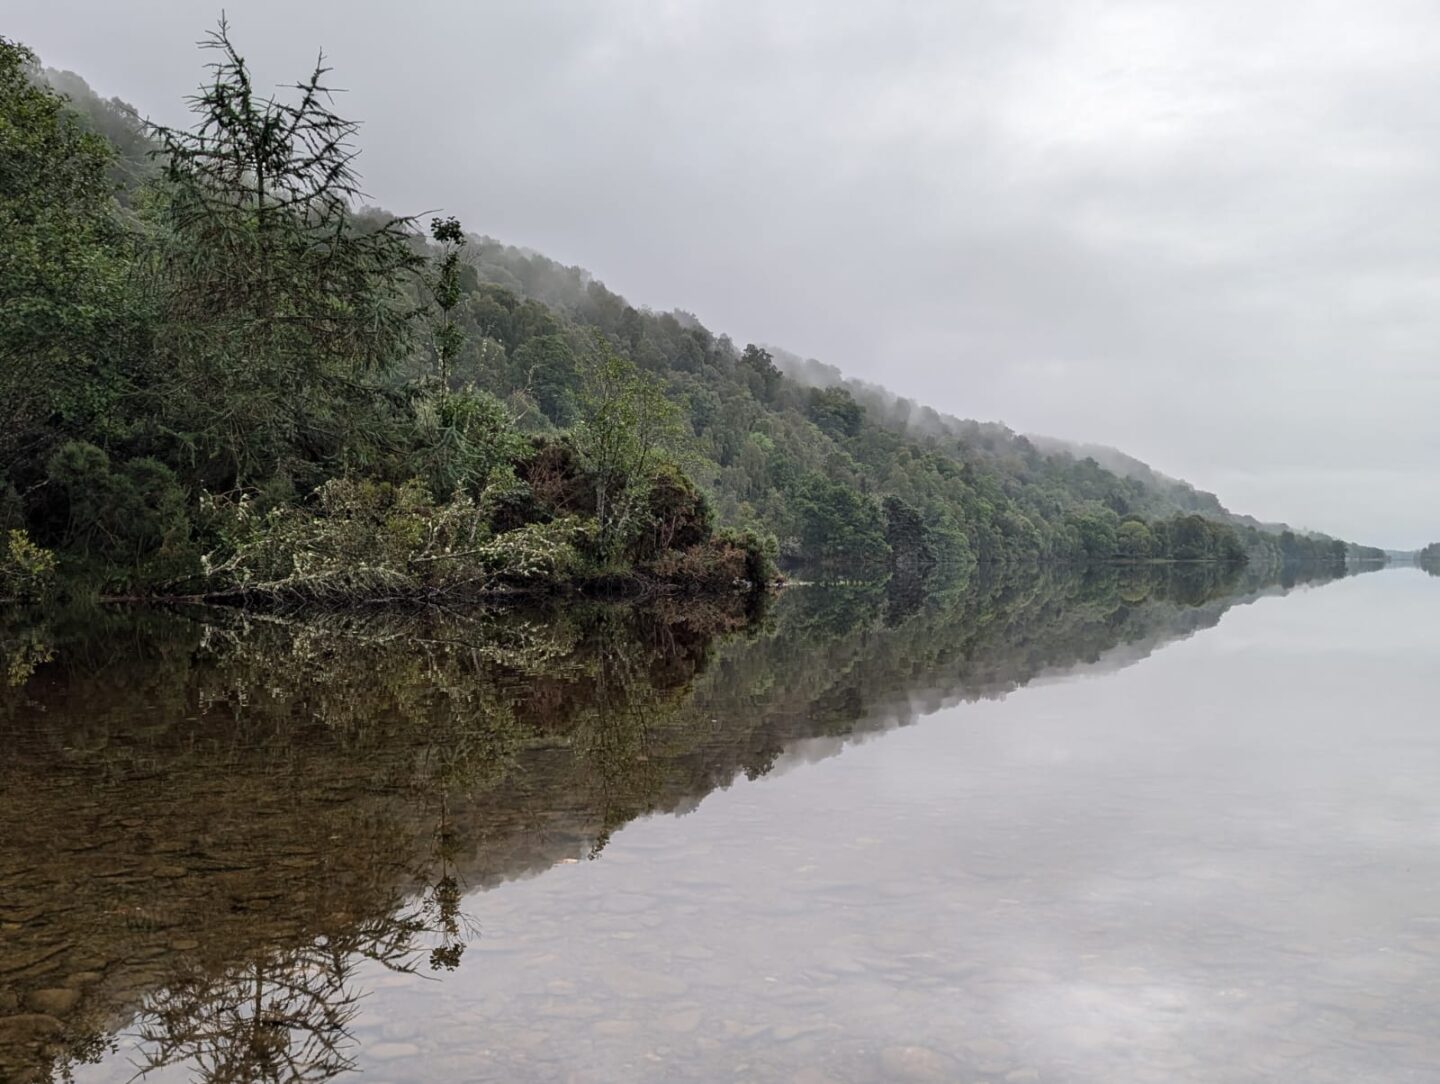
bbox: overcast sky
[12,0,1440,546]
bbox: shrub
[411,386,529,499]
[648,527,776,592]
[202,477,588,600]
[0,529,58,600]
[717,526,779,585]
[478,464,539,533]
[43,441,196,586]
[635,462,713,560]
[517,437,595,517]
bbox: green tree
[0,35,138,476]
[792,474,890,573]
[44,441,192,580]
[1418,542,1440,576]
[427,215,466,393]
[739,343,782,402]
[883,495,935,575]
[807,386,865,439]
[511,334,579,426]
[140,19,422,489]
[1115,519,1155,560]
[1066,505,1119,561]
[573,337,685,562]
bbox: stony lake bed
[2,564,1437,1082]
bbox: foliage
[1147,513,1245,564]
[43,441,194,584]
[139,20,422,491]
[202,478,588,600]
[572,337,687,564]
[647,526,777,591]
[1417,542,1440,576]
[427,215,466,390]
[410,385,527,501]
[807,385,865,439]
[1115,519,1155,560]
[636,462,713,559]
[716,526,779,585]
[0,35,138,477]
[791,474,891,575]
[0,23,1386,602]
[883,495,936,575]
[1064,505,1118,560]
[1232,524,1381,567]
[0,529,57,600]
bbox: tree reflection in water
[122,818,483,1082]
[133,942,376,1083]
[0,562,1373,1083]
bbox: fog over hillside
[12,1,1433,549]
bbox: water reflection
[0,563,1368,1081]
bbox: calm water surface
[2,566,1437,1082]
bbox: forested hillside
[0,26,1384,602]
[447,232,1383,570]
[1417,543,1440,575]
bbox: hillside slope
[446,231,1383,567]
[8,36,1384,597]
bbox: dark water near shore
[2,563,1437,1082]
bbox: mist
[10,0,1440,545]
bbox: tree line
[0,27,771,602]
[1417,542,1440,575]
[0,25,1385,601]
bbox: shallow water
[3,564,1437,1082]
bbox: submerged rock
[25,988,79,1015]
[878,1044,959,1081]
[0,1012,64,1041]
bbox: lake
[2,564,1436,1082]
